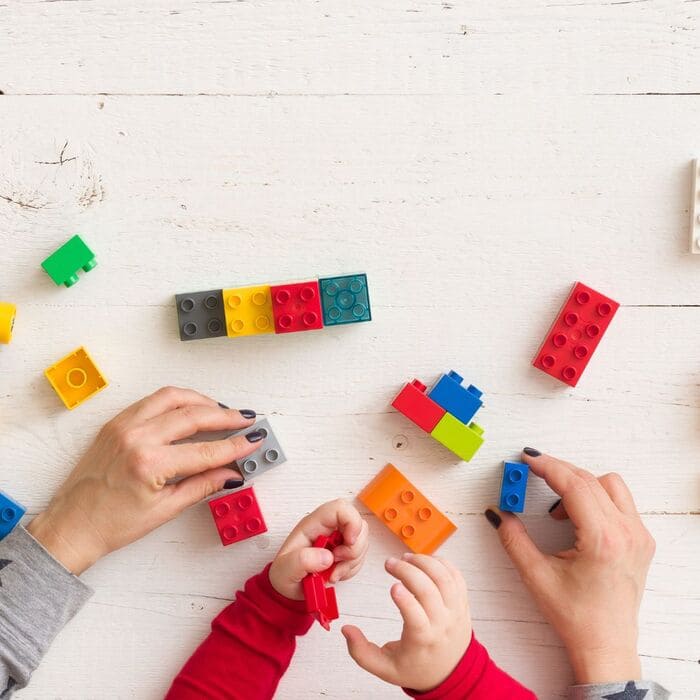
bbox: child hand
[341,553,472,692]
[486,450,656,684]
[269,499,369,600]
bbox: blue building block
[427,370,483,425]
[319,274,372,326]
[499,461,529,513]
[0,491,26,540]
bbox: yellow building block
[222,285,275,337]
[359,463,456,554]
[45,347,108,409]
[0,302,16,344]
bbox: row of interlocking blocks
[359,463,456,554]
[0,491,26,541]
[302,530,343,630]
[391,370,485,462]
[175,273,371,341]
[532,281,619,388]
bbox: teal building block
[0,491,26,540]
[499,461,529,513]
[319,274,372,326]
[430,413,484,462]
[41,235,97,287]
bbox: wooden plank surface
[0,1,698,698]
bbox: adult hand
[269,499,369,600]
[485,449,655,684]
[27,387,264,575]
[342,553,472,693]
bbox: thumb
[484,506,549,583]
[341,625,395,683]
[275,546,335,584]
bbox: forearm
[165,563,313,700]
[404,633,537,700]
[0,526,93,697]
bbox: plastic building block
[222,285,275,337]
[0,491,25,541]
[208,487,267,546]
[319,274,372,326]
[391,380,446,433]
[175,289,227,341]
[232,418,286,481]
[45,346,108,409]
[358,463,456,554]
[533,282,619,387]
[691,159,700,253]
[41,235,97,287]
[430,413,484,462]
[303,530,343,630]
[499,461,529,513]
[269,281,324,334]
[427,371,483,425]
[0,303,16,344]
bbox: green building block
[430,412,484,462]
[41,235,97,288]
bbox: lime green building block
[41,235,97,287]
[430,412,484,462]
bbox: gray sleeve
[569,680,670,699]
[0,526,93,697]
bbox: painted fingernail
[218,402,230,409]
[239,409,256,419]
[224,478,244,490]
[245,430,265,443]
[523,447,541,457]
[548,498,562,513]
[484,509,502,529]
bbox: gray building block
[233,418,287,480]
[175,289,226,341]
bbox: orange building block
[358,463,456,554]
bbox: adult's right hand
[28,387,264,575]
[485,449,656,685]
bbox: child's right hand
[342,553,472,693]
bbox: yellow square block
[222,285,274,337]
[45,347,108,409]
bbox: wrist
[27,511,101,576]
[568,646,641,684]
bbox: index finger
[282,499,364,554]
[522,451,615,530]
[118,386,219,423]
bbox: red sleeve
[165,563,313,700]
[404,633,537,700]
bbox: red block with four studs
[270,281,324,334]
[532,281,619,387]
[208,487,267,546]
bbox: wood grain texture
[0,1,698,698]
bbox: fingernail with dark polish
[548,498,562,513]
[218,402,230,409]
[245,430,265,443]
[224,478,244,490]
[484,509,502,530]
[239,409,256,419]
[523,447,541,457]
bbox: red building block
[391,379,446,433]
[302,530,343,629]
[533,282,619,387]
[208,487,267,546]
[270,281,324,333]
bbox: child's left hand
[269,499,369,600]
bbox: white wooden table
[1,2,698,698]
